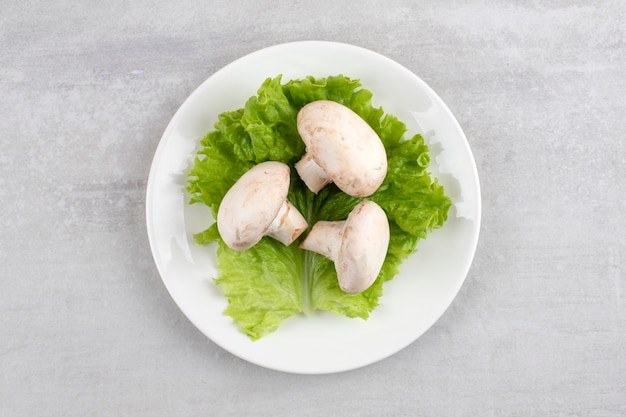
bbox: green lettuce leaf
[187,74,451,340]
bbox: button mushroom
[217,161,308,251]
[298,200,390,294]
[294,100,388,197]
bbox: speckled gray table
[2,1,625,416]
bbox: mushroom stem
[266,200,308,246]
[297,220,345,260]
[294,153,332,194]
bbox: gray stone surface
[1,1,625,415]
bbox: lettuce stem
[300,197,317,316]
[301,249,314,316]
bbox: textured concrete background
[1,1,625,415]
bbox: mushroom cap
[336,201,390,293]
[217,161,291,251]
[297,100,387,197]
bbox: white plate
[146,41,481,374]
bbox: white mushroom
[217,161,308,251]
[298,200,390,294]
[295,100,387,197]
